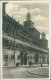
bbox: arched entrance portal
[35,53,39,64]
[20,51,27,65]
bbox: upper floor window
[5,39,8,47]
[3,39,9,47]
[9,27,12,34]
[15,43,17,48]
[3,23,6,32]
[13,29,15,35]
[15,31,17,36]
[3,39,5,46]
[9,41,11,47]
[12,42,15,48]
[6,25,9,34]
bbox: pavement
[2,65,49,78]
[28,67,49,77]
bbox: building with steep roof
[2,3,49,67]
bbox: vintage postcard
[0,0,51,80]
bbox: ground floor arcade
[3,48,49,67]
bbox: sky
[5,1,49,40]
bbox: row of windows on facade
[27,29,40,39]
[4,55,20,60]
[3,39,17,48]
[3,39,46,53]
[3,23,47,49]
[4,13,40,39]
[3,23,41,44]
[3,24,33,44]
[3,39,47,54]
[4,55,41,61]
[3,23,18,36]
[3,23,40,39]
[3,39,35,51]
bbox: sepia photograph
[2,1,49,78]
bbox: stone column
[45,55,47,64]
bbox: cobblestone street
[3,66,49,78]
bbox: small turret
[41,31,46,39]
[27,12,31,21]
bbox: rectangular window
[5,39,8,47]
[15,31,17,36]
[3,23,6,32]
[13,29,15,35]
[3,39,6,46]
[12,42,14,48]
[31,56,32,59]
[4,55,8,60]
[15,43,17,48]
[28,56,29,59]
[17,55,20,60]
[10,28,12,34]
[11,55,14,60]
[6,26,9,34]
[9,41,11,47]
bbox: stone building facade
[2,3,49,67]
